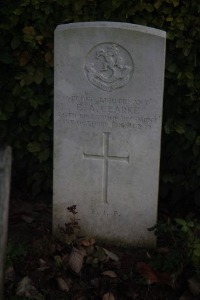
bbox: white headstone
[0,146,12,298]
[53,22,166,247]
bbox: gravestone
[53,22,166,247]
[0,146,12,298]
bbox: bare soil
[4,194,187,300]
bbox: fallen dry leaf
[62,253,69,264]
[56,277,71,292]
[146,251,152,259]
[158,272,172,286]
[39,258,46,265]
[137,262,172,285]
[188,276,200,296]
[37,259,49,271]
[179,291,193,300]
[102,292,115,300]
[65,233,77,245]
[54,255,63,267]
[16,276,42,299]
[101,270,118,278]
[81,239,91,247]
[137,262,159,284]
[33,202,47,212]
[89,238,96,245]
[157,247,170,254]
[80,238,95,247]
[21,215,34,224]
[5,265,15,282]
[68,247,86,273]
[103,248,119,262]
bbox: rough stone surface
[0,146,12,298]
[53,22,166,247]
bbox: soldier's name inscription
[56,94,160,130]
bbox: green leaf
[193,145,199,156]
[23,26,36,36]
[164,123,172,134]
[39,132,50,141]
[176,39,184,48]
[172,0,180,7]
[74,0,85,11]
[38,149,50,162]
[45,68,53,85]
[5,102,15,113]
[183,47,191,56]
[0,53,13,64]
[38,109,52,128]
[54,255,62,267]
[29,114,38,126]
[168,84,176,95]
[30,98,39,109]
[45,51,53,66]
[11,36,21,49]
[20,0,31,7]
[185,72,194,80]
[175,123,185,134]
[112,0,122,9]
[163,7,173,14]
[145,3,154,12]
[177,72,183,80]
[194,249,200,257]
[30,95,47,109]
[187,221,194,227]
[166,16,173,22]
[167,31,175,40]
[185,129,196,142]
[168,64,177,73]
[175,218,186,226]
[20,87,34,100]
[0,111,7,120]
[34,68,44,84]
[27,142,40,153]
[163,173,174,183]
[164,119,173,134]
[196,167,200,176]
[13,7,23,15]
[177,23,184,30]
[196,136,200,146]
[154,1,161,9]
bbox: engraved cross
[83,132,129,204]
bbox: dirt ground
[4,194,193,300]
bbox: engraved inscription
[85,43,134,91]
[56,94,160,131]
[91,209,120,217]
[83,132,129,204]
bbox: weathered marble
[53,22,166,247]
[0,146,12,298]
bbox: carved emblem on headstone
[85,43,134,91]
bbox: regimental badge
[85,43,134,92]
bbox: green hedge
[0,0,200,208]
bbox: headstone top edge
[55,22,166,38]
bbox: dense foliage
[0,0,200,208]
